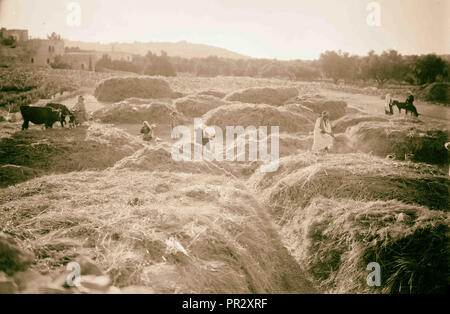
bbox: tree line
[320,50,449,86]
[94,49,449,86]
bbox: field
[0,65,132,112]
[0,67,448,294]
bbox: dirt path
[321,88,450,122]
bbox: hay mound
[175,95,230,117]
[281,197,449,294]
[0,233,35,276]
[118,98,159,105]
[332,114,390,133]
[249,153,448,222]
[276,134,313,156]
[285,94,326,104]
[0,124,144,188]
[346,120,448,164]
[330,133,354,154]
[113,145,229,175]
[92,101,180,124]
[203,103,314,133]
[224,87,299,106]
[197,90,227,99]
[225,133,313,161]
[94,77,178,102]
[86,123,144,152]
[0,171,316,293]
[300,100,348,120]
[0,165,42,188]
[283,104,318,123]
[418,82,450,104]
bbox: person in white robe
[384,93,393,115]
[312,111,334,152]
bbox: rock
[0,233,35,276]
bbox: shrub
[50,56,72,70]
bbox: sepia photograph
[0,0,448,301]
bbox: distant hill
[64,40,250,59]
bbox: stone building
[1,27,133,70]
[95,51,133,62]
[62,52,98,70]
[26,39,65,65]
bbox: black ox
[45,103,76,128]
[20,106,62,130]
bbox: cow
[45,103,75,128]
[20,106,62,130]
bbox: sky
[0,0,448,60]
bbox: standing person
[312,111,335,152]
[72,95,88,125]
[384,93,393,115]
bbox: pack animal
[392,100,419,117]
[20,106,62,130]
[45,103,76,128]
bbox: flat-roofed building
[26,39,64,65]
[2,29,29,42]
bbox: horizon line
[5,27,449,61]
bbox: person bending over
[312,111,335,153]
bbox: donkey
[392,100,419,117]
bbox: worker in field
[72,95,88,125]
[406,90,415,105]
[312,111,335,153]
[141,121,154,141]
[384,93,393,115]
